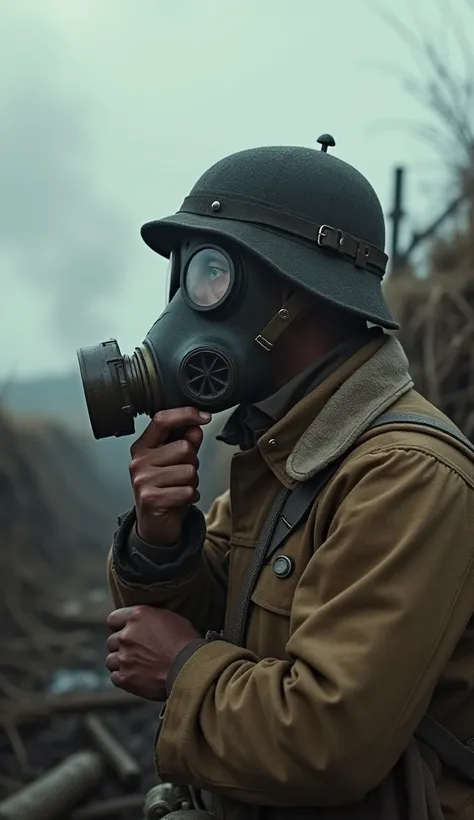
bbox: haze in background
[0,0,468,384]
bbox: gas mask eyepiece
[183,247,233,308]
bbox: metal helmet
[141,136,398,330]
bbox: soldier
[105,138,474,819]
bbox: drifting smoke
[0,4,130,345]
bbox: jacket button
[272,555,294,579]
[268,438,277,447]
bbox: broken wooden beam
[84,714,141,788]
[0,750,105,820]
[0,688,140,725]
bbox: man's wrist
[130,524,182,558]
[112,505,207,584]
[165,631,224,697]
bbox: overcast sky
[0,0,471,379]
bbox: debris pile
[0,408,168,819]
[0,675,170,819]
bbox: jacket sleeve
[155,446,474,806]
[107,491,231,636]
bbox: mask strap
[255,290,312,352]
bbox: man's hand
[129,407,211,546]
[105,606,201,700]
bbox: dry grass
[0,408,124,693]
[386,269,474,436]
[386,158,474,437]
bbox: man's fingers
[131,464,199,492]
[131,408,211,453]
[139,486,200,512]
[110,670,127,689]
[105,653,120,673]
[130,439,199,472]
[107,633,120,653]
[183,425,205,451]
[107,607,137,632]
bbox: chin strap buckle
[255,334,274,351]
[255,292,311,352]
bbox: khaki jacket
[109,334,474,820]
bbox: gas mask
[77,239,310,439]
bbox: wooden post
[84,714,141,789]
[388,166,406,275]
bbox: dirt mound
[0,408,128,644]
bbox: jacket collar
[254,333,413,487]
[218,329,379,450]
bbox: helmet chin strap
[255,290,313,352]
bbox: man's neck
[269,324,373,394]
[218,327,381,450]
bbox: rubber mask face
[77,237,283,438]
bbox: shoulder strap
[224,486,288,646]
[224,458,344,646]
[263,457,346,567]
[370,411,474,455]
[416,715,474,782]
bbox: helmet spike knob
[317,133,336,153]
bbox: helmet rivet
[211,200,221,212]
[278,308,290,320]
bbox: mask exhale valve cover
[178,348,235,403]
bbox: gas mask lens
[184,248,233,308]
